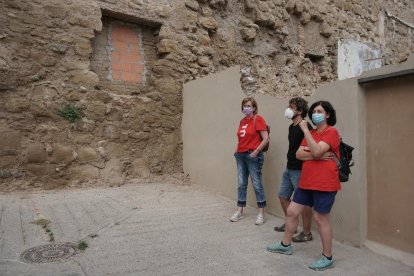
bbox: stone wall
[0,0,413,190]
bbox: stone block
[67,165,100,182]
[75,41,93,57]
[84,101,106,122]
[255,11,276,27]
[185,0,199,11]
[197,56,212,67]
[103,124,120,140]
[4,97,30,113]
[0,156,17,168]
[157,39,178,55]
[129,158,150,178]
[71,70,99,87]
[51,144,76,165]
[106,142,127,158]
[73,134,95,145]
[26,164,56,176]
[78,147,98,162]
[199,17,218,31]
[128,131,149,141]
[0,130,21,156]
[101,158,125,186]
[240,28,257,42]
[158,26,175,40]
[304,22,327,57]
[319,22,333,38]
[27,144,46,163]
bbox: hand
[299,119,308,130]
[319,151,335,160]
[250,150,258,158]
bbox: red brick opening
[110,24,144,84]
[92,17,157,94]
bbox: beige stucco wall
[182,66,366,246]
[359,55,414,255]
[365,77,414,254]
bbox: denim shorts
[278,168,302,199]
[292,188,337,214]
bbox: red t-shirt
[237,115,267,152]
[298,127,341,191]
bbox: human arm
[296,120,332,159]
[250,116,269,157]
[250,130,269,157]
[296,146,335,160]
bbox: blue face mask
[312,113,325,125]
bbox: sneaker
[274,223,285,232]
[230,211,244,222]
[274,224,297,233]
[292,231,313,242]
[255,214,265,225]
[309,255,334,271]
[266,242,293,255]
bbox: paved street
[0,182,413,275]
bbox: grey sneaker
[274,223,297,233]
[274,223,285,232]
[266,242,293,255]
[230,211,244,222]
[292,231,313,242]
[255,214,265,225]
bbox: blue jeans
[234,151,266,208]
[278,168,302,199]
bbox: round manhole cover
[20,243,77,263]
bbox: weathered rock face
[0,0,413,190]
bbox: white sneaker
[230,211,244,222]
[255,213,265,225]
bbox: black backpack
[335,139,355,182]
[254,116,270,152]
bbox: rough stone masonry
[0,0,413,190]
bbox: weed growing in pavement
[77,240,88,251]
[31,218,55,242]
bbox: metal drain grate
[20,243,77,263]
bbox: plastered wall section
[182,66,366,246]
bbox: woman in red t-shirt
[230,97,269,226]
[267,101,340,271]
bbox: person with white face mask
[231,97,269,225]
[274,97,314,244]
[267,100,340,271]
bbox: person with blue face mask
[231,97,269,226]
[267,101,341,272]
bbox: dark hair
[241,97,258,115]
[289,97,309,119]
[308,100,337,126]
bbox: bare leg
[302,206,312,234]
[279,197,290,216]
[238,207,244,214]
[314,211,333,257]
[282,202,304,245]
[258,207,265,215]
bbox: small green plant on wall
[58,103,83,123]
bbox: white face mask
[284,108,295,119]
